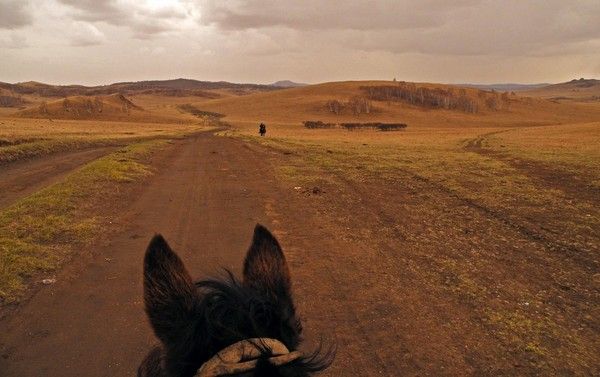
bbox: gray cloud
[0,32,28,48]
[57,0,192,38]
[199,0,477,31]
[0,1,33,29]
[68,21,107,46]
[199,0,600,57]
[1,0,599,85]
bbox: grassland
[0,111,209,302]
[0,117,205,164]
[203,81,599,374]
[1,80,598,373]
[234,124,599,373]
[0,140,166,302]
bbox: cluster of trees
[361,84,479,113]
[178,104,224,118]
[478,90,511,110]
[326,95,372,116]
[303,121,407,131]
[303,120,336,129]
[341,122,407,131]
[361,84,517,113]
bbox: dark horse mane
[139,225,333,377]
[190,273,332,376]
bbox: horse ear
[243,224,292,301]
[144,234,197,346]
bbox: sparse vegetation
[303,120,335,129]
[341,122,407,131]
[224,103,600,374]
[303,121,407,131]
[177,103,224,119]
[0,117,206,165]
[0,140,165,302]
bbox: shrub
[303,120,335,129]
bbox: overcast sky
[1,0,599,85]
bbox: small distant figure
[259,123,266,137]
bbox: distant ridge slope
[270,80,308,88]
[18,94,144,120]
[458,83,550,92]
[0,78,280,98]
[522,78,600,99]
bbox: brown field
[0,80,599,376]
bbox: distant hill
[521,78,600,100]
[458,83,550,92]
[270,80,308,88]
[0,78,280,98]
[18,94,144,120]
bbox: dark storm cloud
[1,0,599,84]
[0,1,33,29]
[57,0,190,38]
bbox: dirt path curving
[0,147,118,210]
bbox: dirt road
[0,147,117,210]
[0,133,279,376]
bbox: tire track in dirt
[461,128,598,266]
[390,167,596,271]
[464,127,600,206]
[267,154,599,375]
[0,146,118,210]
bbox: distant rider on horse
[259,123,266,137]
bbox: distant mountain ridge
[0,78,280,98]
[270,80,308,88]
[457,83,550,92]
[520,78,600,99]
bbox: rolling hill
[0,78,280,99]
[189,80,600,129]
[522,78,600,100]
[458,83,550,92]
[17,94,144,120]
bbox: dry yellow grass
[0,116,209,164]
[197,80,600,129]
[0,107,210,301]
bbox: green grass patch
[0,139,165,302]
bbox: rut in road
[0,133,281,376]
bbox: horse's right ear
[144,235,197,346]
[243,225,292,302]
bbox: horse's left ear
[243,224,292,301]
[144,234,197,346]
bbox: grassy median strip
[0,139,166,303]
[0,137,124,165]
